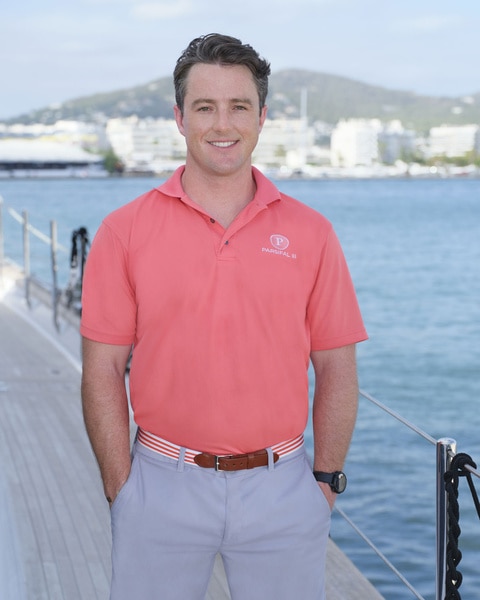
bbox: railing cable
[334,505,426,600]
[6,206,68,252]
[360,389,436,445]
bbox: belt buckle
[214,454,232,471]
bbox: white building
[0,139,105,178]
[253,118,315,169]
[378,120,416,164]
[106,116,185,172]
[428,124,480,158]
[330,119,382,167]
[0,120,108,152]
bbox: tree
[103,149,124,174]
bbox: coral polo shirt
[80,167,367,454]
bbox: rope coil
[65,227,89,312]
[443,453,480,599]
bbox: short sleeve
[80,221,137,345]
[307,227,367,351]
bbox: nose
[213,107,231,132]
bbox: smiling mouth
[209,141,237,148]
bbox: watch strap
[313,471,335,484]
[313,470,347,493]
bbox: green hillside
[5,70,480,133]
[269,71,480,133]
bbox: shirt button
[210,218,215,223]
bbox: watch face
[313,470,347,493]
[334,472,347,493]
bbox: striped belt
[137,428,304,471]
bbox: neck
[181,166,256,228]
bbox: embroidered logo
[262,234,297,259]
[270,234,289,250]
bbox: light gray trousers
[109,441,330,600]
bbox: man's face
[174,63,267,178]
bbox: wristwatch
[313,471,347,494]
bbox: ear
[259,105,268,132]
[174,105,185,137]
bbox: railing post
[50,220,60,331]
[436,437,456,600]
[22,210,31,308]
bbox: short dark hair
[174,33,271,114]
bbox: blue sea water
[1,176,479,599]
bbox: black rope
[443,452,480,599]
[70,227,89,270]
[65,227,89,311]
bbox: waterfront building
[105,116,186,173]
[253,117,316,169]
[0,120,108,152]
[2,114,479,176]
[330,119,381,167]
[0,138,105,177]
[330,119,418,168]
[428,124,480,159]
[377,120,416,164]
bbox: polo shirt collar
[157,165,282,208]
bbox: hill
[269,71,480,132]
[4,70,480,133]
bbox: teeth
[210,141,236,148]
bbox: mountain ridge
[4,69,480,133]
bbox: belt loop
[267,447,275,471]
[177,446,186,472]
[131,428,139,460]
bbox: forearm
[81,338,132,502]
[311,345,359,507]
[311,345,358,470]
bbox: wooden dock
[0,269,383,599]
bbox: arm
[311,344,359,509]
[81,337,133,504]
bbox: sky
[1,0,479,120]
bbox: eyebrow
[191,97,255,107]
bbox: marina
[1,175,479,599]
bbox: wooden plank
[0,299,110,600]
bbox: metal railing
[1,196,479,600]
[0,196,75,330]
[334,390,480,600]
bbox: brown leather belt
[194,449,280,471]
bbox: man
[81,33,367,600]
